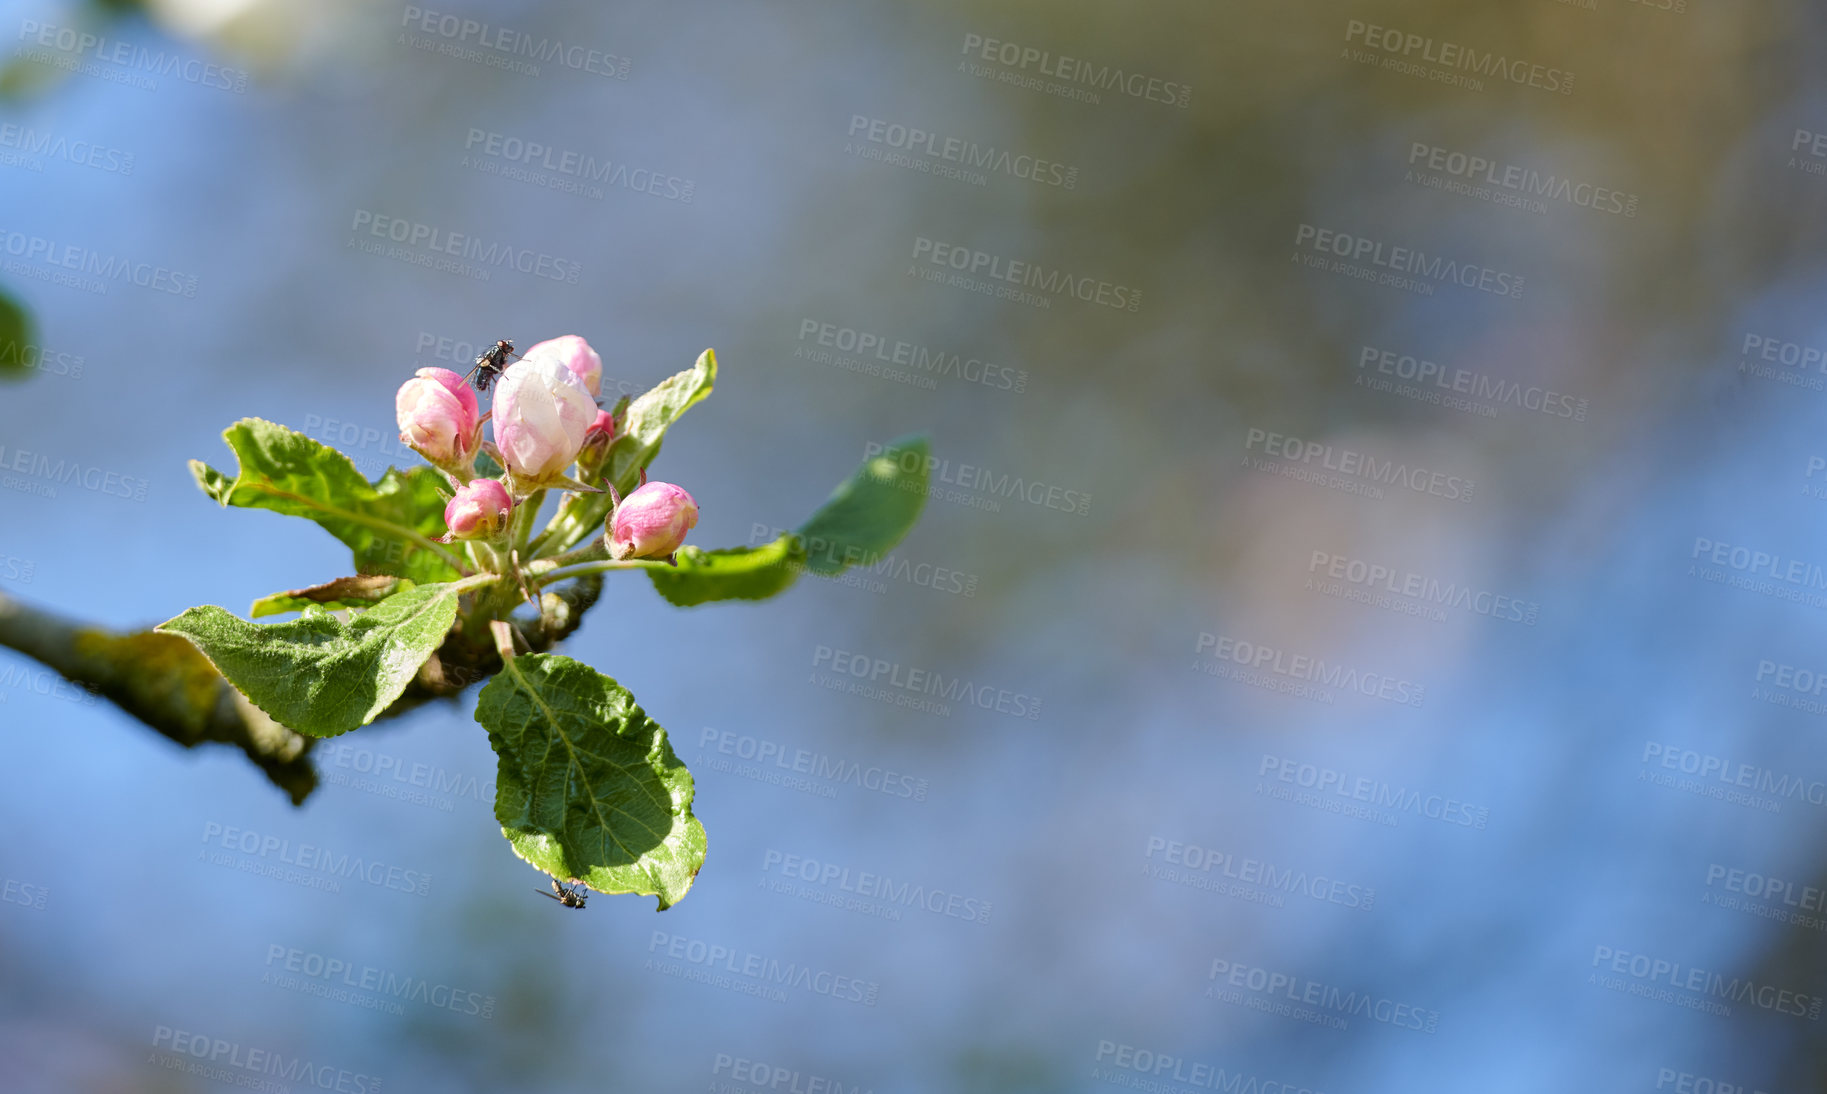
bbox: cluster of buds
[393,335,698,560]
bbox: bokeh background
[4,0,1827,1090]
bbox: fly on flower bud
[396,367,483,471]
[492,357,597,484]
[444,478,514,540]
[521,335,602,399]
[608,482,699,560]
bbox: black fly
[464,339,518,393]
[538,878,589,909]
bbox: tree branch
[0,574,609,806]
[0,589,317,804]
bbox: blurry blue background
[4,0,1827,1090]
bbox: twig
[0,590,317,804]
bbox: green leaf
[646,536,804,607]
[190,418,462,585]
[634,436,931,606]
[0,287,36,381]
[250,575,414,618]
[155,582,472,738]
[476,654,705,909]
[795,435,930,577]
[546,350,717,553]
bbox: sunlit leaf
[157,582,467,738]
[476,653,705,909]
[190,417,460,585]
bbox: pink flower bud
[576,409,618,480]
[395,367,482,469]
[608,482,699,560]
[522,335,602,398]
[444,478,513,540]
[492,357,596,482]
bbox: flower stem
[528,540,606,574]
[489,619,519,662]
[449,572,505,595]
[471,541,505,575]
[531,558,668,589]
[526,493,581,559]
[514,489,546,555]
